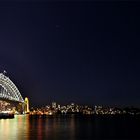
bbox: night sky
[0,1,140,107]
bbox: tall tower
[25,97,30,113]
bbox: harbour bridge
[0,72,29,114]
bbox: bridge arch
[0,73,24,103]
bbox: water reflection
[0,115,30,140]
[28,116,77,140]
[0,115,140,140]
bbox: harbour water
[0,115,140,140]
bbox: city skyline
[0,2,140,107]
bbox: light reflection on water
[0,115,140,140]
[0,115,78,140]
[0,115,30,140]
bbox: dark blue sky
[0,1,140,107]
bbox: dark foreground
[0,114,140,140]
[0,113,14,119]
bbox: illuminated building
[52,102,56,109]
[58,104,61,109]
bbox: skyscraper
[52,102,56,109]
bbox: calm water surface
[0,115,140,140]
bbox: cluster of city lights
[29,102,140,116]
[30,102,94,115]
